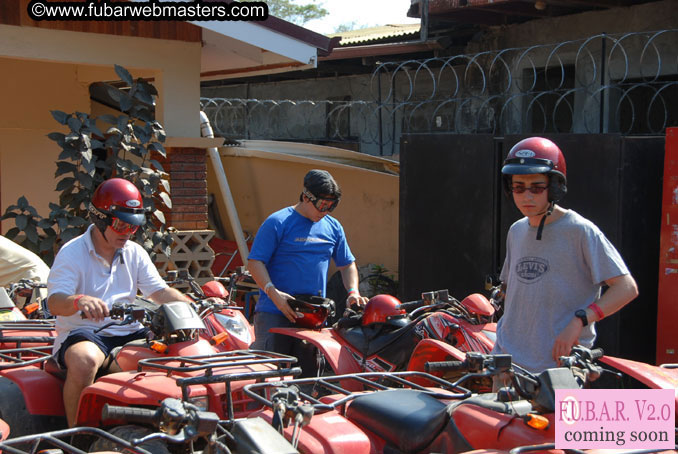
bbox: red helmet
[502,137,567,202]
[287,295,335,329]
[89,178,145,226]
[201,280,229,299]
[362,294,408,328]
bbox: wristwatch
[574,309,589,327]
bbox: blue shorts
[56,327,148,369]
[251,311,296,353]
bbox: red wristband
[347,288,358,295]
[588,302,604,320]
[73,294,85,310]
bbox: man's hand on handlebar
[74,294,109,322]
[347,293,368,308]
[552,317,584,362]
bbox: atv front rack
[243,371,472,414]
[137,349,297,375]
[0,426,151,454]
[138,349,302,420]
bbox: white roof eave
[191,20,318,67]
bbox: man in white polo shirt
[47,178,193,427]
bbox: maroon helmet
[287,295,335,329]
[88,178,145,234]
[201,281,229,299]
[362,294,409,328]
[502,137,567,202]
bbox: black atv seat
[44,356,66,380]
[335,323,415,358]
[346,389,449,453]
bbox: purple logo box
[555,389,675,449]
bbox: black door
[400,133,663,363]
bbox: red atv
[1,281,51,325]
[0,288,274,438]
[241,346,678,454]
[272,289,497,377]
[4,279,50,320]
[0,397,300,454]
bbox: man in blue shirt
[248,169,368,355]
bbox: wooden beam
[320,40,443,61]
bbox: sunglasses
[303,189,340,213]
[510,185,548,194]
[110,217,139,235]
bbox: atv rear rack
[0,320,56,330]
[0,345,52,370]
[243,371,472,414]
[0,320,57,349]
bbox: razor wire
[201,29,678,155]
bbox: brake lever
[93,313,137,333]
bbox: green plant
[359,264,399,298]
[1,64,173,265]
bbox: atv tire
[89,424,170,454]
[0,376,66,438]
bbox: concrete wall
[201,74,394,157]
[207,150,399,276]
[0,25,201,231]
[0,58,93,230]
[468,0,678,51]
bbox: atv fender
[406,339,466,374]
[0,368,65,415]
[76,371,185,426]
[270,327,362,375]
[0,375,66,438]
[600,355,678,390]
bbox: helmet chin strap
[90,213,116,246]
[535,201,555,241]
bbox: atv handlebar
[558,346,604,368]
[102,398,220,445]
[399,299,425,312]
[83,302,148,333]
[425,360,464,373]
[102,404,157,425]
[426,352,513,375]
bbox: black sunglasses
[510,185,548,194]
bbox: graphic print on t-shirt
[515,256,549,284]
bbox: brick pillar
[156,147,208,230]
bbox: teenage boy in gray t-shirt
[492,137,638,373]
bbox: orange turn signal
[524,413,549,430]
[150,340,168,354]
[23,302,39,314]
[210,332,229,346]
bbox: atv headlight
[188,396,209,411]
[214,313,252,345]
